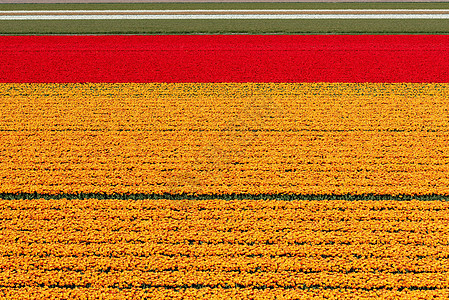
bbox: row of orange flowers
[2,241,448,259]
[2,269,449,289]
[2,253,448,274]
[0,199,448,294]
[2,287,448,300]
[1,83,449,194]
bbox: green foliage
[2,19,449,35]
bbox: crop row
[0,198,448,297]
[2,35,449,82]
[0,83,449,194]
[1,83,449,195]
[2,287,449,300]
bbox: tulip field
[1,199,449,299]
[2,82,449,195]
[1,33,449,299]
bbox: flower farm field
[2,83,449,195]
[3,35,449,83]
[2,82,449,298]
[1,34,449,299]
[1,199,449,299]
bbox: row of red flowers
[1,35,449,83]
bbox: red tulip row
[2,35,449,82]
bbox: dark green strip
[3,2,449,10]
[3,19,449,35]
[1,193,447,201]
[3,3,449,34]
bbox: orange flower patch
[1,83,449,195]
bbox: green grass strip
[3,3,449,34]
[2,19,449,35]
[1,193,448,201]
[3,2,449,10]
